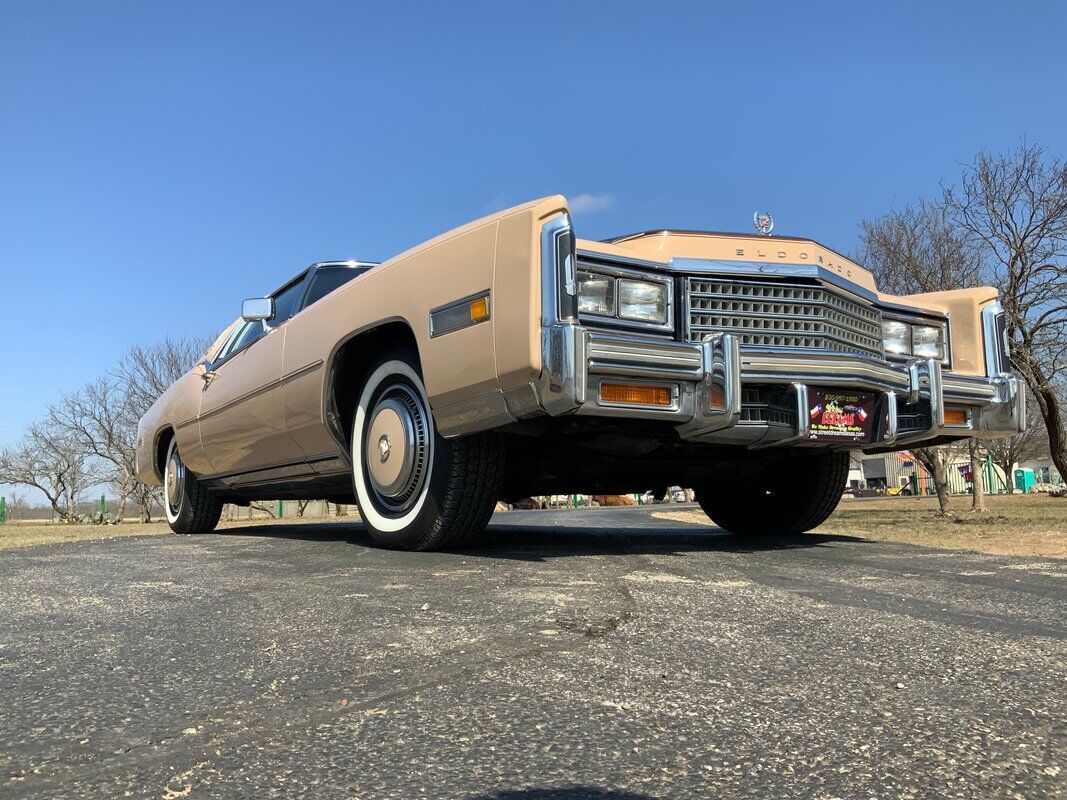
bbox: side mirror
[242,297,274,322]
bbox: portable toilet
[1014,468,1036,492]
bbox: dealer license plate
[807,389,877,444]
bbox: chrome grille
[687,278,883,357]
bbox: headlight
[881,317,948,363]
[577,271,615,316]
[911,325,945,360]
[576,270,671,328]
[881,320,911,355]
[618,279,668,324]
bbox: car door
[280,264,370,463]
[197,275,310,477]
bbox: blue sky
[1,1,1065,454]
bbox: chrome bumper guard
[493,323,1025,449]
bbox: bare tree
[967,439,985,512]
[945,141,1067,480]
[0,423,100,520]
[859,199,984,514]
[115,335,218,421]
[3,491,26,521]
[858,199,985,295]
[911,443,967,516]
[294,499,313,518]
[113,334,217,521]
[48,378,138,519]
[985,397,1049,492]
[249,501,278,519]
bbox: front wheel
[693,451,849,536]
[163,439,223,534]
[351,349,504,551]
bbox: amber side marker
[944,406,969,425]
[600,383,672,406]
[708,386,727,411]
[469,297,489,322]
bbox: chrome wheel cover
[164,444,185,518]
[364,382,430,515]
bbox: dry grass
[0,514,355,551]
[655,493,1067,559]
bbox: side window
[220,321,265,360]
[301,267,363,311]
[270,278,308,326]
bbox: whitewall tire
[352,348,504,551]
[163,438,223,534]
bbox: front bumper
[492,324,1025,450]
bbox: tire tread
[696,451,849,536]
[415,432,505,550]
[171,461,223,535]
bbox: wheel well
[155,427,175,481]
[326,321,421,452]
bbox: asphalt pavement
[0,505,1064,799]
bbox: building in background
[850,450,1061,496]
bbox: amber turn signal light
[708,386,727,411]
[943,406,969,426]
[600,383,672,406]
[469,297,489,323]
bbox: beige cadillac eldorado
[136,195,1024,549]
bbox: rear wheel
[351,348,504,551]
[693,451,849,536]
[163,439,223,534]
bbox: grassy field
[2,494,1064,558]
[0,514,352,551]
[656,493,1067,559]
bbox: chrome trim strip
[205,451,342,484]
[542,215,576,326]
[877,302,949,323]
[670,258,880,304]
[576,248,671,273]
[283,360,324,383]
[197,360,325,425]
[541,323,586,414]
[309,260,380,269]
[981,300,1010,377]
[586,332,703,379]
[676,333,741,439]
[741,350,912,393]
[883,391,899,446]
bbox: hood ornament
[753,211,774,236]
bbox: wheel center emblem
[377,434,391,463]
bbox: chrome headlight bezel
[575,264,674,333]
[879,311,950,366]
